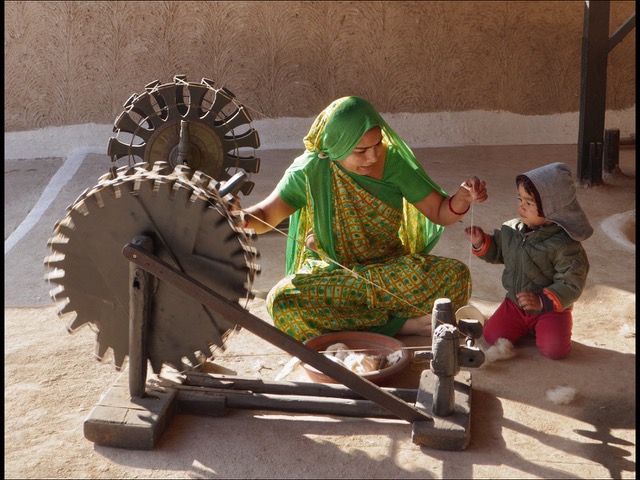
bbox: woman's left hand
[458,176,488,204]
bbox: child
[464,162,593,359]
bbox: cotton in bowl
[302,331,410,386]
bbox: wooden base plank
[84,372,178,450]
[411,370,472,451]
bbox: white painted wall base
[4,107,635,160]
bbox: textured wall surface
[4,1,636,132]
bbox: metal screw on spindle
[457,318,484,348]
[176,120,190,165]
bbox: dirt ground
[4,144,636,479]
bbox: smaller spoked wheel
[107,75,260,196]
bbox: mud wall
[4,1,636,132]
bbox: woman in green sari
[242,96,487,341]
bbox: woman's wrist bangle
[448,195,470,215]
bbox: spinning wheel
[107,75,260,196]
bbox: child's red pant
[483,297,572,359]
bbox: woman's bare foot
[397,314,432,336]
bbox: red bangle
[448,195,470,215]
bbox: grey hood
[522,162,594,241]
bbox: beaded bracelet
[448,195,470,215]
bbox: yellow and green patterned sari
[266,97,470,341]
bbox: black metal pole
[604,128,621,174]
[577,0,610,186]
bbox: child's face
[517,184,546,228]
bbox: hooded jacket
[474,220,589,311]
[473,162,592,312]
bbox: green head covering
[304,96,388,161]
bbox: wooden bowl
[302,331,410,386]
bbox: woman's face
[339,126,386,178]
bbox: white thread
[467,200,474,301]
[462,188,491,304]
[460,182,476,302]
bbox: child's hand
[516,291,543,312]
[464,226,485,249]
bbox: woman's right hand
[464,226,485,249]
[242,190,298,234]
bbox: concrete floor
[4,142,636,479]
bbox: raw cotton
[322,343,402,374]
[546,386,577,405]
[274,357,300,381]
[483,338,516,363]
[620,324,635,338]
